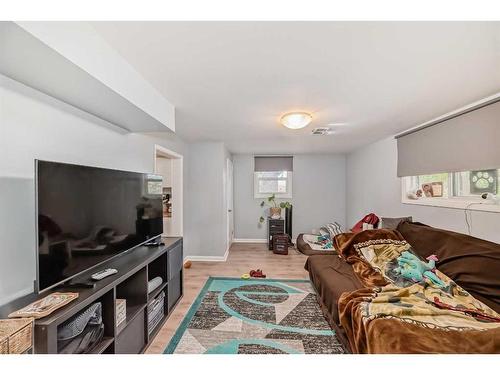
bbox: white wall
[16,21,175,131]
[233,154,346,240]
[346,136,500,243]
[0,74,188,305]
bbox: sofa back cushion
[378,216,412,230]
[397,221,500,313]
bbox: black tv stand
[0,237,183,354]
[144,238,163,247]
[62,281,96,289]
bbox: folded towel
[148,276,163,293]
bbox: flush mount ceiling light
[280,112,312,129]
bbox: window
[254,171,293,198]
[402,168,500,212]
[405,173,450,198]
[253,156,293,198]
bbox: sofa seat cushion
[397,221,500,313]
[305,255,363,325]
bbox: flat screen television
[36,160,163,292]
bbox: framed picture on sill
[421,183,433,197]
[431,182,443,197]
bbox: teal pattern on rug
[164,277,346,354]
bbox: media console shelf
[0,237,183,354]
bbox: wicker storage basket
[0,318,34,354]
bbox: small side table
[267,218,285,250]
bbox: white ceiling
[91,22,500,154]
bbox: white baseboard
[184,247,229,263]
[232,238,267,243]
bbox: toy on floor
[394,251,446,288]
[249,269,266,278]
[241,273,250,279]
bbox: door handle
[228,209,232,212]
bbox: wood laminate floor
[145,242,309,354]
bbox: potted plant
[259,194,291,223]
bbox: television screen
[36,160,163,292]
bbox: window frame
[401,172,500,213]
[254,171,293,199]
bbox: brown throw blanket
[334,229,404,288]
[335,231,500,353]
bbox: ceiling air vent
[311,127,333,135]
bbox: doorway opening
[154,145,183,237]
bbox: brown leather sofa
[305,221,500,352]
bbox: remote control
[91,268,118,281]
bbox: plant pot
[270,207,282,219]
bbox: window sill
[402,197,500,213]
[254,192,292,199]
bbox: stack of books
[116,299,126,327]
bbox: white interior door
[227,158,234,249]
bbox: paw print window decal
[470,169,497,194]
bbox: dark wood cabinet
[267,218,285,250]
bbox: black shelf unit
[148,281,168,301]
[90,337,114,354]
[116,302,147,337]
[0,237,183,354]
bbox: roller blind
[396,98,500,177]
[254,156,293,172]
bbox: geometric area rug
[164,277,346,354]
